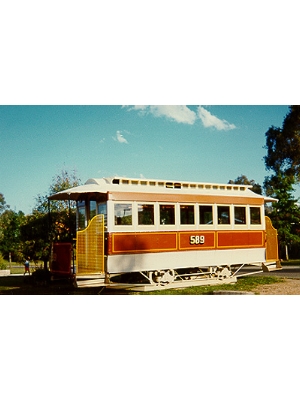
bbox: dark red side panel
[51,243,72,275]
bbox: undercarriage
[75,261,281,291]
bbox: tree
[0,209,25,261]
[20,211,50,264]
[0,193,8,214]
[20,169,81,267]
[263,173,300,259]
[264,106,300,259]
[35,168,81,213]
[0,193,26,262]
[228,175,262,194]
[265,106,300,179]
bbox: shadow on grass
[0,274,284,295]
[0,275,102,295]
[0,274,134,295]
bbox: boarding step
[262,262,282,272]
[106,276,238,292]
[76,278,106,288]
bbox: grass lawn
[281,259,300,266]
[0,274,284,295]
[9,267,26,274]
[133,275,284,295]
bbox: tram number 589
[190,235,205,245]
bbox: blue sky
[0,105,290,214]
[2,1,300,388]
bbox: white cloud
[125,105,147,111]
[123,105,236,131]
[124,105,197,125]
[113,130,128,144]
[197,106,236,130]
[149,105,197,125]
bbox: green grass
[0,274,284,295]
[281,259,300,266]
[131,275,284,295]
[9,267,25,274]
[4,262,42,275]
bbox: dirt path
[255,278,300,295]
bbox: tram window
[250,207,261,224]
[180,205,194,225]
[160,204,175,225]
[77,201,86,230]
[98,202,107,225]
[199,205,213,224]
[138,204,154,225]
[114,204,132,225]
[234,206,246,224]
[89,200,97,220]
[218,206,230,224]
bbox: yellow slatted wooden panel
[265,216,279,262]
[76,214,104,275]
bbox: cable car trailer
[48,177,281,291]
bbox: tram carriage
[48,176,281,291]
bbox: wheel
[217,267,231,280]
[160,269,175,285]
[148,269,175,286]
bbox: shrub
[0,253,7,270]
[32,268,51,286]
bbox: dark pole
[68,194,75,274]
[47,199,51,270]
[48,199,51,239]
[68,194,71,241]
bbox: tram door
[76,214,105,275]
[265,216,279,262]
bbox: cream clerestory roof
[48,176,277,203]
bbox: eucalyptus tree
[264,106,300,259]
[265,106,300,179]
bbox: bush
[32,268,51,286]
[0,253,7,270]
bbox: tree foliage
[0,252,7,270]
[265,106,300,179]
[20,212,51,263]
[228,175,262,194]
[0,169,81,264]
[0,209,25,260]
[264,106,300,256]
[264,173,300,247]
[0,193,8,214]
[35,169,81,213]
[0,193,24,261]
[20,169,81,265]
